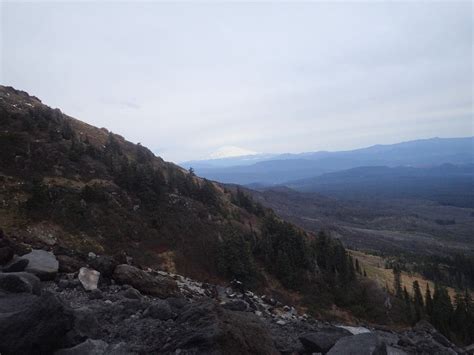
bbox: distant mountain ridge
[182,137,474,185]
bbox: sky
[1,1,472,163]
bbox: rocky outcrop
[0,292,74,355]
[23,249,59,280]
[112,264,178,298]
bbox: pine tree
[425,283,433,317]
[432,284,453,336]
[412,281,424,322]
[355,258,361,274]
[403,286,413,324]
[393,267,403,298]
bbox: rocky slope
[0,232,466,355]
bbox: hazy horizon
[2,1,472,162]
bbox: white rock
[276,320,286,326]
[78,267,100,291]
[336,325,371,335]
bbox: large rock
[165,300,278,354]
[57,254,83,273]
[327,333,387,355]
[2,255,29,272]
[299,327,352,353]
[89,255,117,278]
[112,264,178,298]
[0,271,41,295]
[78,267,100,291]
[0,292,74,354]
[23,249,59,280]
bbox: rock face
[23,249,59,280]
[299,327,352,353]
[0,271,41,295]
[78,267,100,291]
[327,333,387,355]
[0,292,74,354]
[112,264,178,298]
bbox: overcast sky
[1,1,472,162]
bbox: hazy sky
[1,1,472,162]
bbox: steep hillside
[0,86,361,313]
[0,85,266,283]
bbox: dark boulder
[299,327,352,353]
[0,292,74,354]
[165,300,278,354]
[0,246,14,265]
[112,264,178,298]
[327,333,387,355]
[89,255,117,278]
[2,255,29,272]
[0,271,41,295]
[57,254,83,273]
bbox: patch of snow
[209,146,258,159]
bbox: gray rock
[78,267,100,291]
[23,249,59,280]
[327,333,387,355]
[299,327,352,353]
[145,300,176,320]
[0,292,74,354]
[0,271,41,295]
[2,255,29,272]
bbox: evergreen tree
[403,286,413,323]
[412,281,424,322]
[393,267,403,298]
[355,258,361,274]
[432,284,453,336]
[425,283,434,317]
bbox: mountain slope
[0,86,360,311]
[183,137,473,185]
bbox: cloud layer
[2,2,472,162]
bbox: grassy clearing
[349,250,470,302]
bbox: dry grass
[349,250,472,302]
